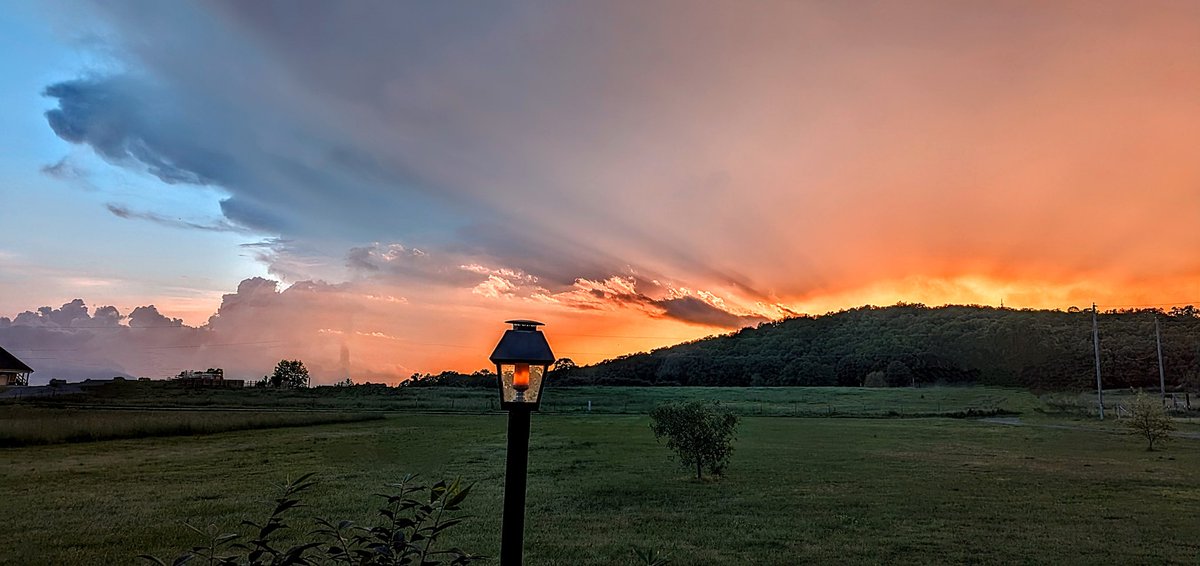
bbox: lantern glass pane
[500,363,545,404]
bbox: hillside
[564,304,1200,391]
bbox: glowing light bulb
[513,364,530,391]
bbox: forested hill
[563,304,1200,391]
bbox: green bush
[649,400,739,480]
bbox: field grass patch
[0,407,383,446]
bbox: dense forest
[553,304,1200,391]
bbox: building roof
[0,345,33,373]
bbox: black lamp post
[489,319,555,566]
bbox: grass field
[3,405,1200,564]
[0,407,383,446]
[26,381,1042,417]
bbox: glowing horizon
[2,1,1199,383]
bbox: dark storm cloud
[653,296,768,329]
[43,78,225,186]
[35,1,716,291]
[41,71,450,239]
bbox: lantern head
[489,320,555,410]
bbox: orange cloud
[13,2,1200,383]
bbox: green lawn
[3,411,1199,565]
[26,382,1040,417]
[0,407,382,446]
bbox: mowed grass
[36,381,1040,417]
[0,407,382,446]
[3,413,1199,565]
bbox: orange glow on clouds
[7,2,1200,384]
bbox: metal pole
[501,408,532,566]
[1155,315,1166,400]
[1092,303,1104,420]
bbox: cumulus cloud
[0,283,332,382]
[92,306,124,327]
[128,305,184,328]
[0,299,199,379]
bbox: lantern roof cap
[490,320,555,364]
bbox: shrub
[141,473,479,565]
[649,400,739,480]
[1124,391,1174,451]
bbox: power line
[9,340,287,352]
[142,340,288,350]
[553,332,711,340]
[1094,300,1200,308]
[0,324,204,329]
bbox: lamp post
[489,319,555,566]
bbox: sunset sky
[2,1,1199,384]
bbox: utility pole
[1155,315,1166,400]
[1092,303,1104,420]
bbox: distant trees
[401,369,495,388]
[649,401,739,480]
[1125,391,1174,451]
[265,359,309,388]
[551,358,577,373]
[547,358,578,382]
[563,304,1200,391]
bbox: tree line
[557,304,1200,391]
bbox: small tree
[863,371,887,388]
[885,360,914,387]
[1125,391,1174,451]
[649,400,739,480]
[268,359,310,388]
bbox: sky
[2,1,1199,384]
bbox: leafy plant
[649,400,739,480]
[632,546,670,565]
[140,473,479,565]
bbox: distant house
[0,345,33,386]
